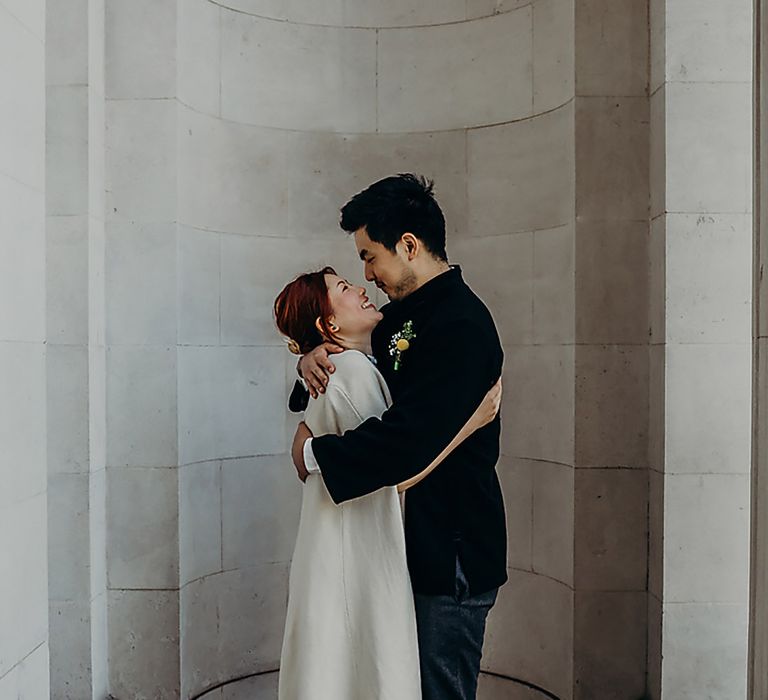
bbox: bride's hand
[298,342,345,398]
[466,378,502,433]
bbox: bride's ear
[315,316,339,337]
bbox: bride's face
[324,274,383,338]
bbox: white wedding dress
[278,350,421,700]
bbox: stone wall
[0,2,761,699]
[0,1,49,697]
[648,0,754,697]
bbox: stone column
[0,1,49,697]
[102,0,180,696]
[45,0,109,696]
[649,0,754,697]
[572,2,650,698]
[750,0,768,696]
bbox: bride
[273,266,500,700]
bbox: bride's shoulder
[329,349,378,378]
[327,350,383,391]
[326,350,389,411]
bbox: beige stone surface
[663,473,750,604]
[532,461,574,586]
[502,344,576,466]
[0,5,45,189]
[646,593,662,700]
[665,344,752,475]
[105,345,178,468]
[218,0,467,27]
[452,233,534,347]
[575,219,649,345]
[218,233,359,346]
[574,468,648,591]
[178,0,220,115]
[661,602,749,699]
[106,99,177,223]
[378,10,533,132]
[575,96,649,221]
[649,0,665,93]
[221,455,301,570]
[105,220,177,346]
[533,224,575,345]
[177,108,468,240]
[665,82,752,214]
[177,346,286,464]
[533,0,575,113]
[177,225,221,346]
[575,0,647,97]
[649,88,666,219]
[179,461,223,586]
[0,493,48,679]
[647,468,664,600]
[573,590,647,700]
[665,0,752,84]
[496,456,534,572]
[108,589,180,699]
[46,85,88,216]
[107,467,179,589]
[575,345,649,469]
[0,343,46,508]
[46,216,88,344]
[46,345,89,477]
[221,14,376,132]
[468,104,574,236]
[648,214,665,343]
[483,569,573,700]
[47,473,90,601]
[48,599,92,699]
[664,213,752,344]
[105,0,176,99]
[0,177,45,342]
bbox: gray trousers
[413,557,498,700]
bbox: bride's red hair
[274,266,338,354]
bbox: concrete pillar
[648,0,753,697]
[0,1,49,697]
[572,2,650,697]
[45,0,108,697]
[750,1,768,696]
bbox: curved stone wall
[176,1,576,697]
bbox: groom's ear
[401,233,419,260]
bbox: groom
[290,174,507,700]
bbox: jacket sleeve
[312,318,500,504]
[288,379,309,413]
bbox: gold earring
[330,323,339,332]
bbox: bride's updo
[274,266,338,354]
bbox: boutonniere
[389,320,416,371]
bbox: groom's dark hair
[339,173,448,262]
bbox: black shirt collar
[394,265,463,313]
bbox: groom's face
[354,227,417,301]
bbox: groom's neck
[410,259,452,294]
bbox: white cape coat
[278,350,421,700]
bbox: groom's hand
[299,343,344,399]
[291,421,314,482]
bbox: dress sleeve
[311,319,501,504]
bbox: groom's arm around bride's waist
[311,317,503,504]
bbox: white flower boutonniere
[389,320,416,371]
